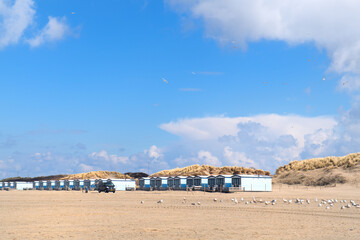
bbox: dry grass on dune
[150,164,271,177]
[274,153,360,186]
[276,152,360,174]
[61,171,131,180]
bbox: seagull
[343,81,348,86]
[322,77,326,81]
[162,78,168,84]
[140,201,144,204]
[71,12,75,15]
[157,199,163,204]
[213,198,217,202]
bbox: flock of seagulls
[140,197,360,210]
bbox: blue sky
[1,0,360,177]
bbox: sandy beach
[1,185,360,240]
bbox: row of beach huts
[0,174,272,192]
[139,174,272,192]
[0,179,136,191]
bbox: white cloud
[167,0,360,89]
[160,114,336,149]
[27,16,68,47]
[78,163,94,172]
[0,0,71,49]
[198,150,221,166]
[89,150,128,164]
[145,145,162,160]
[223,146,256,167]
[160,114,337,171]
[0,0,35,48]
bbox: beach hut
[55,180,65,190]
[64,180,74,190]
[215,175,232,192]
[231,175,241,187]
[150,177,157,190]
[3,182,9,190]
[207,176,216,191]
[193,176,208,190]
[84,179,96,191]
[174,176,187,190]
[167,177,174,189]
[155,177,168,190]
[139,177,150,190]
[111,179,136,191]
[40,180,47,190]
[73,179,82,190]
[33,181,40,190]
[79,180,84,190]
[47,180,56,190]
[238,175,272,192]
[0,182,3,190]
[15,182,33,190]
[186,176,194,189]
[9,182,15,190]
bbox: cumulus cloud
[0,0,70,49]
[160,114,336,146]
[145,145,162,160]
[160,114,337,171]
[89,150,129,164]
[27,16,69,47]
[198,150,221,166]
[0,0,35,48]
[78,163,94,172]
[167,0,360,90]
[223,146,256,167]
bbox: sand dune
[151,164,270,177]
[61,171,131,180]
[275,153,360,186]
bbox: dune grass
[151,164,270,177]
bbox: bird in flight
[322,77,326,81]
[162,78,168,84]
[343,81,348,86]
[71,12,75,14]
